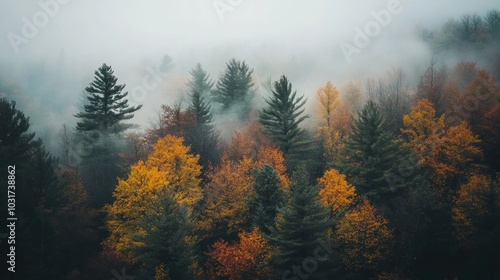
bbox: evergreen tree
[214,58,254,118]
[131,190,198,280]
[74,64,141,206]
[268,167,339,278]
[75,63,142,135]
[337,100,419,202]
[250,164,285,235]
[185,63,221,169]
[259,75,313,163]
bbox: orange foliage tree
[402,99,483,195]
[105,135,202,262]
[317,168,356,217]
[452,174,497,242]
[196,156,255,241]
[206,228,273,280]
[334,198,393,272]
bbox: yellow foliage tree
[317,81,341,130]
[318,169,356,216]
[206,228,273,280]
[452,174,492,242]
[105,135,202,262]
[334,198,393,272]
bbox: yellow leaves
[316,81,342,129]
[318,169,356,216]
[334,198,393,271]
[256,147,289,189]
[197,156,255,237]
[206,228,273,280]
[105,135,203,262]
[452,174,492,241]
[402,98,445,144]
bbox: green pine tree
[268,167,339,278]
[337,100,419,202]
[259,75,313,164]
[75,63,142,135]
[250,164,285,235]
[187,64,214,126]
[131,190,198,280]
[214,58,254,118]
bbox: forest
[1,6,500,280]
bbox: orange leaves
[197,156,255,238]
[334,198,393,271]
[402,100,483,193]
[318,169,356,216]
[452,174,492,241]
[206,228,272,280]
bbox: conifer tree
[259,75,313,163]
[250,164,285,235]
[74,64,141,206]
[268,167,338,278]
[131,190,198,280]
[214,58,254,118]
[187,63,214,126]
[337,100,419,201]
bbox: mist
[0,0,498,152]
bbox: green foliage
[268,167,337,278]
[250,164,285,235]
[259,75,313,164]
[214,58,255,118]
[337,100,419,201]
[131,190,198,280]
[187,63,214,126]
[75,63,142,134]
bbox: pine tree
[250,164,285,235]
[259,75,313,162]
[214,58,254,118]
[131,190,198,280]
[187,63,214,126]
[75,63,142,135]
[337,100,419,201]
[268,167,338,278]
[74,64,141,206]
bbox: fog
[0,0,498,151]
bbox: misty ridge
[1,1,500,279]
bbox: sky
[0,0,498,151]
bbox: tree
[187,63,214,126]
[250,165,285,235]
[317,169,356,217]
[207,228,273,280]
[196,156,255,243]
[75,63,142,206]
[260,75,313,163]
[338,100,418,201]
[131,190,198,280]
[268,167,336,278]
[316,81,341,130]
[334,198,393,275]
[105,135,202,262]
[213,58,255,118]
[402,100,483,196]
[0,98,35,166]
[75,63,142,134]
[452,174,493,242]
